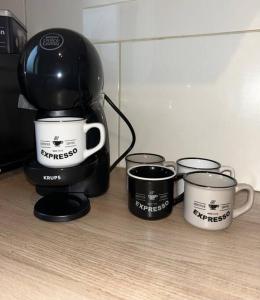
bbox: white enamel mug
[35,117,105,168]
[183,171,254,230]
[173,157,235,197]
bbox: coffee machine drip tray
[34,192,90,222]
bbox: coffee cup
[125,153,175,171]
[183,171,254,230]
[35,117,105,168]
[173,157,235,198]
[127,165,181,220]
[125,153,175,189]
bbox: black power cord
[104,94,136,172]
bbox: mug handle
[219,165,235,178]
[233,183,254,218]
[83,123,106,159]
[173,173,184,205]
[163,161,176,171]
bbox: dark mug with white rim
[127,165,182,220]
[172,157,235,199]
[125,153,176,190]
[183,171,254,230]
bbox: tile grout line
[117,42,122,161]
[24,0,27,28]
[93,28,260,45]
[82,0,136,10]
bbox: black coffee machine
[0,10,35,173]
[18,28,135,222]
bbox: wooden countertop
[0,168,260,300]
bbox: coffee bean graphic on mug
[52,136,63,147]
[148,191,159,201]
[208,200,219,210]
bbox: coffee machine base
[34,192,90,222]
[25,153,109,222]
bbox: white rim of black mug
[177,157,221,170]
[183,171,237,189]
[127,164,176,181]
[35,118,85,123]
[125,153,165,164]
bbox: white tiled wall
[83,0,260,42]
[83,0,260,190]
[25,0,83,37]
[94,43,120,164]
[0,0,26,25]
[25,0,132,38]
[120,34,260,187]
[83,0,133,8]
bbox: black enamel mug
[128,165,182,220]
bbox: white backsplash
[25,0,83,37]
[120,34,260,189]
[84,0,260,190]
[0,0,26,24]
[83,0,260,42]
[94,44,120,164]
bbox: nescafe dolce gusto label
[39,33,64,50]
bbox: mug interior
[36,117,84,122]
[184,171,237,188]
[126,153,165,164]
[177,157,220,169]
[128,165,175,181]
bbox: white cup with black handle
[35,117,105,168]
[171,157,235,200]
[183,171,254,230]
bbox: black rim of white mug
[176,157,221,170]
[126,153,165,164]
[36,117,85,123]
[183,171,237,189]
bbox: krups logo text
[43,175,61,181]
[39,33,64,50]
[193,209,230,222]
[41,148,77,159]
